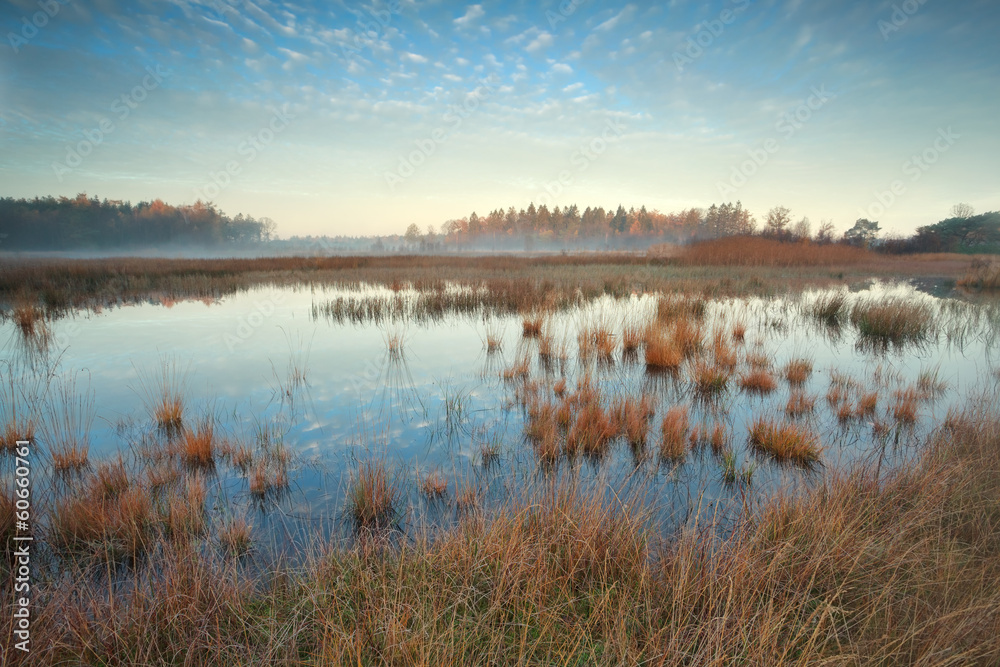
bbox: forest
[0,194,275,250]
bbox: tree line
[0,194,276,250]
[405,201,996,253]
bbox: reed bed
[660,406,690,460]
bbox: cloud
[403,52,429,64]
[563,82,584,93]
[454,5,485,29]
[594,5,635,32]
[552,63,573,74]
[526,31,554,53]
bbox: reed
[740,368,777,394]
[420,471,449,499]
[810,290,848,326]
[181,418,215,467]
[748,418,822,465]
[644,329,683,372]
[693,361,730,396]
[892,387,920,424]
[785,390,816,417]
[218,513,253,556]
[850,296,933,343]
[783,358,813,385]
[346,458,400,530]
[660,406,689,460]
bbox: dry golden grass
[347,458,400,530]
[892,387,920,425]
[731,318,747,343]
[17,409,1000,665]
[644,329,683,372]
[693,361,731,396]
[749,417,822,465]
[850,296,934,343]
[711,328,739,369]
[621,322,644,357]
[180,419,215,467]
[567,401,615,458]
[681,235,876,267]
[660,406,689,460]
[785,390,816,417]
[553,378,566,397]
[783,358,813,385]
[420,471,449,500]
[501,355,531,381]
[218,513,253,556]
[522,314,543,338]
[612,396,653,450]
[740,368,778,394]
[856,391,879,418]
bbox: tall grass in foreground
[19,407,1000,665]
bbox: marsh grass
[693,361,730,397]
[850,296,934,343]
[739,368,778,394]
[45,374,95,471]
[347,458,401,531]
[785,390,816,417]
[181,418,216,467]
[810,290,848,327]
[749,417,822,465]
[133,358,186,434]
[783,357,813,385]
[660,406,690,460]
[14,406,1000,665]
[419,470,449,500]
[644,329,683,372]
[217,512,253,557]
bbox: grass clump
[810,290,848,326]
[346,458,400,531]
[740,368,778,394]
[749,417,822,465]
[693,361,730,397]
[660,406,689,460]
[783,358,813,385]
[850,296,934,343]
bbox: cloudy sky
[1,0,998,237]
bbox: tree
[764,206,791,237]
[815,219,836,244]
[951,203,975,219]
[404,223,421,244]
[791,216,811,241]
[843,218,880,247]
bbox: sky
[1,0,998,238]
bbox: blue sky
[1,0,998,236]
